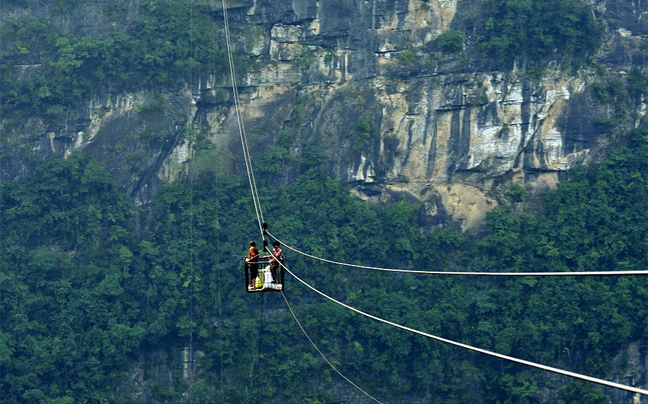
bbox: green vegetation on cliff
[0,0,226,118]
[480,0,602,63]
[0,154,142,402]
[1,128,647,403]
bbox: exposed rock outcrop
[196,0,647,229]
[1,0,647,228]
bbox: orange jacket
[247,246,259,261]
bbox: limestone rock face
[199,0,647,229]
[1,0,647,229]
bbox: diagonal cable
[221,0,265,238]
[267,231,648,277]
[281,291,384,404]
[276,260,648,397]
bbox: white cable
[279,262,648,397]
[219,0,646,396]
[221,0,265,236]
[281,292,384,404]
[268,231,648,277]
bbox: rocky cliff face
[1,0,647,227]
[193,0,646,229]
[1,2,647,403]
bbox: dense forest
[0,0,226,119]
[1,0,647,402]
[1,127,646,403]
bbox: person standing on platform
[269,241,283,283]
[246,241,259,289]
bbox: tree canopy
[0,0,227,118]
[480,0,601,63]
[1,128,647,403]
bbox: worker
[246,241,259,288]
[269,241,283,282]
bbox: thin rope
[256,293,265,404]
[267,231,648,277]
[217,258,225,401]
[220,6,267,401]
[221,0,265,238]
[276,261,648,397]
[188,146,195,404]
[209,3,227,401]
[281,292,384,404]
[188,3,196,403]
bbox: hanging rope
[188,145,195,404]
[218,0,645,399]
[256,294,265,402]
[267,231,648,277]
[273,259,648,397]
[188,140,196,404]
[216,0,647,398]
[187,2,196,403]
[281,292,384,404]
[216,242,225,400]
[208,1,227,401]
[220,2,269,402]
[221,0,265,238]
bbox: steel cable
[275,259,648,397]
[267,231,648,277]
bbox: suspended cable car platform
[244,256,284,293]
